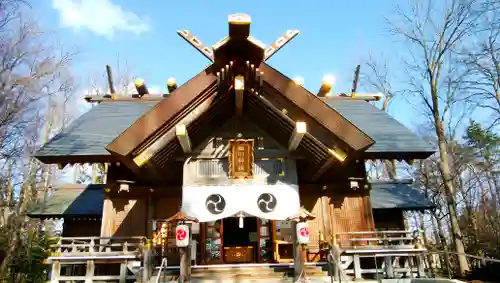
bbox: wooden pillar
[119,262,128,283]
[147,194,154,239]
[332,243,341,281]
[50,262,61,283]
[416,255,426,278]
[143,239,152,282]
[200,223,206,264]
[292,221,301,279]
[180,246,191,282]
[100,197,114,237]
[353,254,362,279]
[384,256,394,278]
[85,260,95,283]
[292,221,307,280]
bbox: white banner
[243,184,300,220]
[181,184,300,222]
[181,185,242,222]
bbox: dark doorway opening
[222,217,258,263]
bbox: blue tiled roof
[28,182,434,218]
[369,181,435,210]
[327,100,435,154]
[35,99,435,160]
[28,184,104,217]
[35,101,158,158]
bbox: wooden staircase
[151,264,329,282]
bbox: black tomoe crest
[205,194,226,215]
[257,193,277,213]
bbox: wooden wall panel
[155,197,181,219]
[331,194,363,234]
[63,219,101,237]
[298,183,375,249]
[373,209,405,230]
[329,192,375,245]
[114,199,147,236]
[306,197,322,245]
[100,197,148,237]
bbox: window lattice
[196,159,284,177]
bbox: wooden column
[119,262,128,283]
[143,239,153,282]
[85,260,95,283]
[291,221,302,279]
[180,244,191,282]
[288,207,316,282]
[200,223,206,264]
[164,212,198,282]
[50,262,61,283]
[100,197,114,237]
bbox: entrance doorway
[222,217,258,263]
[201,217,274,264]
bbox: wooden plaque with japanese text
[228,139,254,179]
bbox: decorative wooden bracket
[264,29,300,61]
[288,122,307,151]
[234,75,244,116]
[176,124,192,153]
[177,30,214,62]
[132,95,217,166]
[177,14,299,65]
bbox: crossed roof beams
[105,14,376,181]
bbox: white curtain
[181,184,300,222]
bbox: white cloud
[51,0,150,39]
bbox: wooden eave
[107,63,375,160]
[34,154,118,166]
[148,87,235,167]
[362,150,435,161]
[258,63,375,151]
[126,87,348,181]
[105,67,217,157]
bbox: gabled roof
[28,184,104,217]
[105,68,218,157]
[327,101,434,158]
[104,63,375,175]
[35,101,158,163]
[27,182,434,218]
[369,181,436,211]
[35,98,433,163]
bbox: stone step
[143,264,330,282]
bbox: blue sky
[33,0,420,128]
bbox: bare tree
[387,0,483,275]
[461,1,500,127]
[361,55,404,179]
[0,0,77,279]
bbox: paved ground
[157,277,466,283]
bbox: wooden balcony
[48,236,145,261]
[332,230,427,279]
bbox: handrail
[426,249,500,263]
[155,257,168,283]
[327,248,348,283]
[49,236,147,257]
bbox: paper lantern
[296,222,310,244]
[175,224,190,247]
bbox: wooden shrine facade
[30,13,436,274]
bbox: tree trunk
[432,210,452,275]
[435,120,469,276]
[420,212,435,277]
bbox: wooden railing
[334,230,420,249]
[330,231,427,280]
[49,236,146,258]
